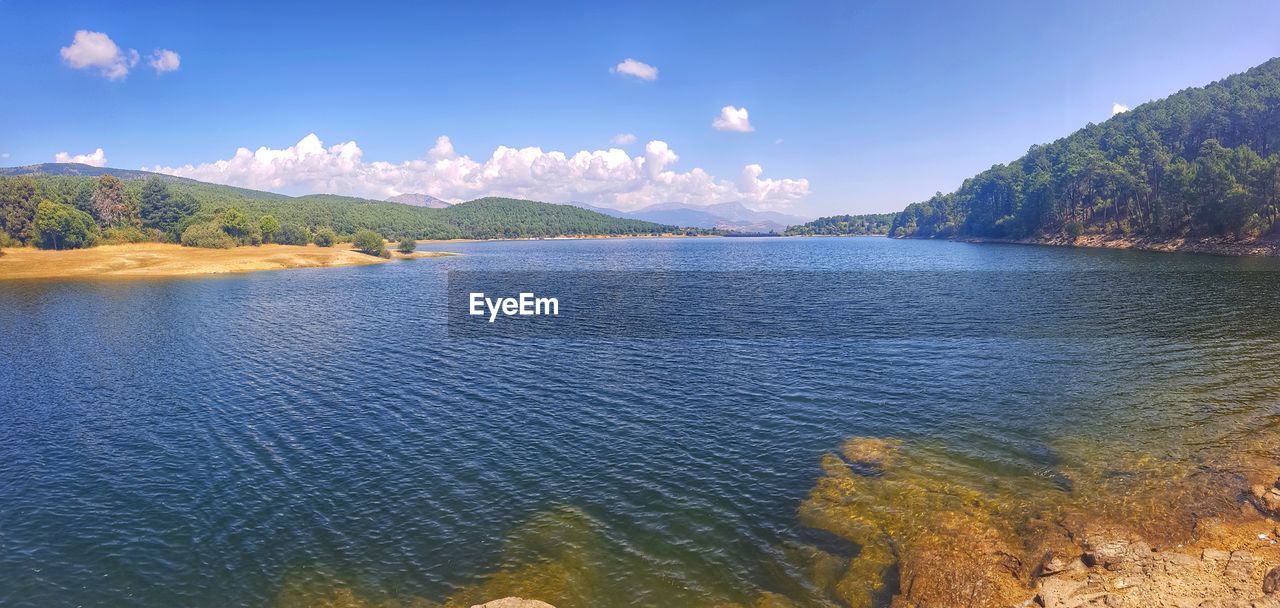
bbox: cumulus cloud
[611,58,658,81]
[149,49,181,73]
[713,105,754,132]
[148,133,810,211]
[1112,102,1130,116]
[55,148,107,167]
[610,133,638,145]
[60,30,138,80]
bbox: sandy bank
[0,243,457,280]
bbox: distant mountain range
[570,201,810,233]
[386,193,451,208]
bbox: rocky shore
[956,234,1280,257]
[798,437,1280,608]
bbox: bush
[313,227,336,247]
[352,229,385,256]
[181,222,237,249]
[397,237,416,254]
[103,225,150,244]
[33,200,100,250]
[274,223,312,246]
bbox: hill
[0,166,679,241]
[888,57,1280,243]
[784,213,896,236]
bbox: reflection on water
[2,237,1280,607]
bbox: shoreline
[950,233,1280,257]
[0,243,457,281]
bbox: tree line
[785,213,895,236]
[0,173,678,252]
[888,58,1280,241]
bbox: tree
[219,207,260,244]
[33,200,100,250]
[259,214,280,243]
[313,227,336,247]
[139,178,199,237]
[397,237,416,254]
[352,229,385,255]
[0,176,39,243]
[91,174,135,228]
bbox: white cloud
[60,30,138,80]
[610,133,637,145]
[1112,102,1130,116]
[55,148,107,167]
[775,139,784,145]
[148,133,810,211]
[149,49,181,73]
[713,105,754,132]
[611,58,658,81]
[1,153,10,159]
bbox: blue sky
[2,0,1279,216]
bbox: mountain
[0,165,680,240]
[387,193,451,208]
[889,57,1280,242]
[569,200,810,233]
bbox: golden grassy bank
[0,243,456,280]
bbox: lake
[2,237,1280,607]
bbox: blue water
[2,237,1279,607]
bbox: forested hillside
[0,167,677,245]
[889,58,1280,241]
[785,213,895,236]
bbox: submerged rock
[470,599,555,608]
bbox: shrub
[313,227,336,247]
[181,222,237,249]
[33,200,100,250]
[397,237,416,254]
[103,225,150,244]
[352,229,385,256]
[274,223,312,246]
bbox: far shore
[0,242,457,281]
[412,232,720,245]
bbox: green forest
[0,167,676,250]
[888,58,1280,240]
[785,213,895,236]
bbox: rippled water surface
[3,237,1280,607]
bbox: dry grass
[0,243,456,280]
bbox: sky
[2,0,1279,217]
